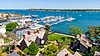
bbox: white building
[94,51,100,56]
[0,38,4,46]
[0,25,6,36]
[57,48,81,56]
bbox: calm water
[1,9,100,34]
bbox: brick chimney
[27,31,31,35]
[23,35,26,39]
[37,30,39,34]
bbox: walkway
[54,33,75,38]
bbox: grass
[4,39,10,43]
[42,33,76,55]
[59,45,75,54]
[48,34,75,43]
[48,33,75,54]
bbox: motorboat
[31,15,38,18]
[22,15,38,18]
[51,19,57,22]
[66,17,75,21]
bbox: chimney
[65,53,68,56]
[23,35,26,39]
[27,31,31,35]
[37,30,39,34]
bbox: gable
[20,39,28,50]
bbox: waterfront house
[17,29,48,50]
[7,52,20,56]
[0,24,6,36]
[13,24,44,38]
[94,51,100,56]
[57,48,81,56]
[70,34,92,55]
[0,13,20,18]
[0,38,4,46]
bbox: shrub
[28,42,39,55]
[6,22,19,32]
[17,51,22,55]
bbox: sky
[0,0,100,9]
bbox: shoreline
[50,31,75,38]
[28,9,100,12]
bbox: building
[94,51,100,56]
[13,24,44,38]
[7,52,20,56]
[70,34,92,55]
[0,13,20,18]
[57,48,81,56]
[0,38,4,46]
[17,29,48,50]
[0,24,6,36]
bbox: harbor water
[0,9,100,34]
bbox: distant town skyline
[0,0,100,9]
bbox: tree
[95,39,100,44]
[17,51,22,55]
[6,22,19,32]
[45,24,50,34]
[0,48,2,56]
[87,26,100,37]
[5,31,19,40]
[70,26,83,36]
[28,42,39,55]
[41,44,58,56]
[23,48,29,55]
[88,46,100,56]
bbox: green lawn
[48,34,75,43]
[4,39,10,43]
[47,34,75,54]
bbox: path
[54,33,75,38]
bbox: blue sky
[0,0,100,9]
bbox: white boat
[22,15,38,18]
[31,15,38,18]
[51,19,57,22]
[66,17,75,21]
[45,16,51,19]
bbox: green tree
[45,24,50,34]
[70,26,83,36]
[42,44,58,56]
[6,22,19,32]
[0,48,2,56]
[87,26,100,37]
[28,42,39,55]
[17,51,22,55]
[88,46,100,56]
[23,48,29,55]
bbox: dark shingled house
[7,52,20,56]
[70,34,92,55]
[17,29,48,50]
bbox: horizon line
[1,8,100,9]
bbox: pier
[50,19,67,26]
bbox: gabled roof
[36,30,45,39]
[57,48,73,56]
[18,29,46,48]
[74,51,81,56]
[57,48,82,56]
[7,52,20,56]
[76,34,92,48]
[94,51,100,56]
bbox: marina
[0,10,100,34]
[0,0,100,56]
